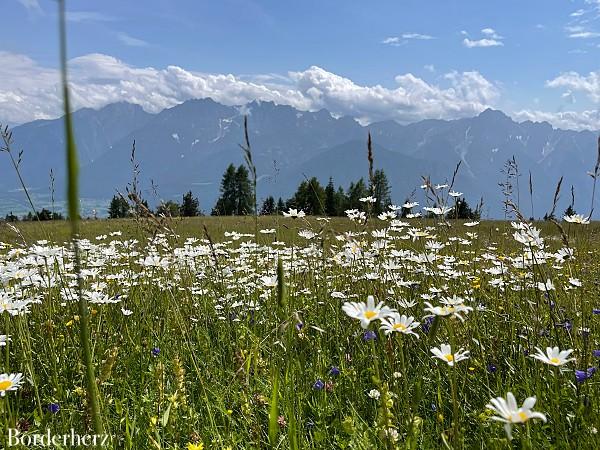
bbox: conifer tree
[325,177,337,216]
[370,169,392,215]
[212,164,237,215]
[261,196,276,215]
[181,191,200,217]
[347,178,369,210]
[276,197,285,214]
[235,165,254,215]
[288,177,325,215]
[108,195,130,218]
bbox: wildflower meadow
[2,1,600,449]
[1,212,600,448]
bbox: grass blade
[58,0,104,436]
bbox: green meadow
[1,216,600,448]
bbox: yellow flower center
[393,323,407,330]
[445,354,454,362]
[550,357,560,364]
[364,311,377,319]
[518,412,528,422]
[0,380,13,391]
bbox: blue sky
[2,0,600,130]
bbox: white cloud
[0,51,501,126]
[290,66,499,124]
[424,64,436,73]
[66,11,116,23]
[564,5,600,39]
[382,33,434,47]
[401,33,435,40]
[463,27,504,48]
[569,31,600,38]
[561,90,576,104]
[513,109,600,131]
[512,68,600,130]
[463,38,504,48]
[16,0,41,13]
[481,28,502,39]
[0,51,59,124]
[547,71,600,103]
[2,51,598,132]
[116,32,149,47]
[381,37,405,47]
[565,25,585,33]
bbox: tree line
[3,209,64,222]
[262,169,393,216]
[105,163,395,218]
[107,190,200,218]
[2,163,478,221]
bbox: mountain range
[1,98,598,218]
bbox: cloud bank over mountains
[1,50,599,131]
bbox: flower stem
[447,323,461,446]
[397,335,413,443]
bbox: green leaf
[269,372,279,446]
[161,403,171,427]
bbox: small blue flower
[562,321,573,331]
[593,309,600,315]
[151,347,160,357]
[47,403,60,414]
[575,367,596,384]
[421,316,434,333]
[593,349,600,358]
[329,366,340,377]
[295,322,304,331]
[575,370,588,384]
[313,379,325,390]
[363,330,377,341]
[486,363,497,373]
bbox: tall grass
[58,0,103,436]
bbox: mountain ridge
[1,99,598,218]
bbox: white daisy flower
[342,296,395,329]
[0,373,24,396]
[0,335,10,346]
[530,346,574,366]
[563,214,590,225]
[380,313,420,337]
[486,392,547,440]
[430,344,469,366]
[282,208,306,218]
